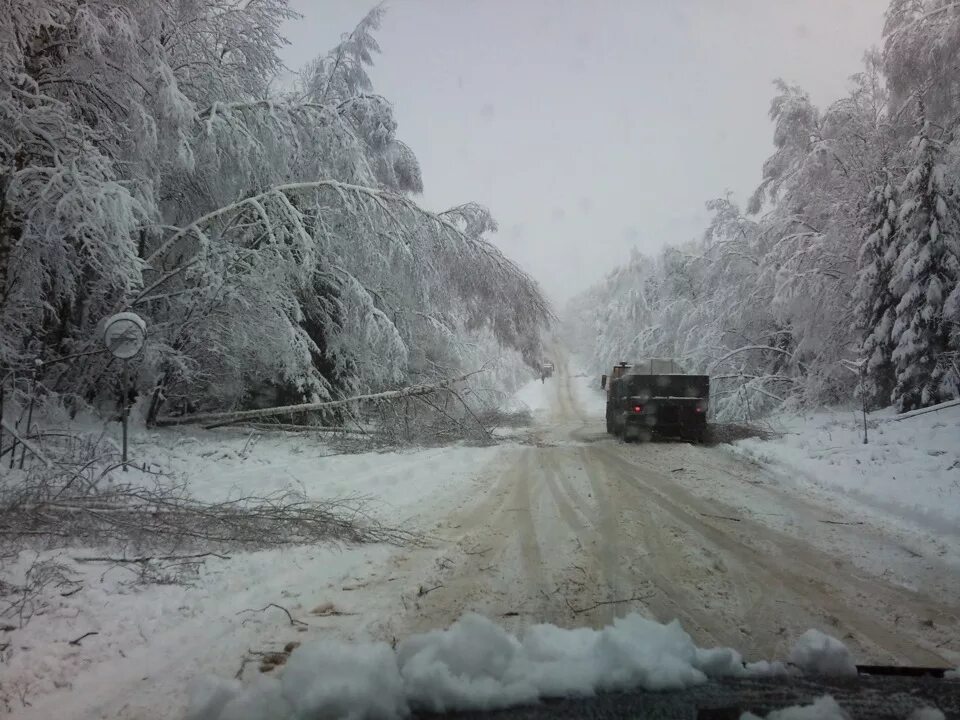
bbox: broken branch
[68,631,98,646]
[565,593,655,615]
[463,547,492,556]
[699,512,742,522]
[73,552,231,564]
[236,603,307,628]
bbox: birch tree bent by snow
[0,1,551,426]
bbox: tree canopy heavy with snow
[567,0,960,417]
[0,1,549,420]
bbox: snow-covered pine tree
[889,112,960,409]
[853,169,900,407]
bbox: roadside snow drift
[732,403,960,533]
[187,612,795,719]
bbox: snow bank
[786,629,857,676]
[129,428,504,515]
[187,612,796,719]
[731,404,960,534]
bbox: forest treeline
[567,0,960,419]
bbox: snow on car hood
[186,612,798,719]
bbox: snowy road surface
[397,356,959,668]
[11,358,960,720]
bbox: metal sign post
[103,312,147,471]
[841,358,869,445]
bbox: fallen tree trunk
[882,397,960,422]
[235,423,368,434]
[154,370,485,429]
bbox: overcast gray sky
[279,0,886,302]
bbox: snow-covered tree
[853,170,901,407]
[883,0,960,127]
[889,114,960,409]
[0,1,549,423]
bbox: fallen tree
[154,370,488,430]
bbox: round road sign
[103,312,147,359]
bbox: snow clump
[187,612,759,719]
[740,695,847,720]
[187,616,870,720]
[398,612,747,713]
[186,640,404,720]
[787,629,857,676]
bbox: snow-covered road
[10,357,959,720]
[395,356,959,669]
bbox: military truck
[540,361,554,381]
[601,358,709,443]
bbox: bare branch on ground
[564,593,656,615]
[73,552,231,564]
[237,603,307,628]
[68,631,98,646]
[699,512,742,522]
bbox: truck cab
[600,362,631,395]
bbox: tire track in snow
[596,445,954,665]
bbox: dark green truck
[601,359,709,443]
